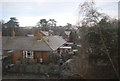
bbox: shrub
[49,53,60,64]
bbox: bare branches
[78,1,106,27]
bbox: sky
[0,0,119,27]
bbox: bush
[48,63,60,75]
[6,62,61,75]
[49,53,60,64]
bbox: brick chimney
[37,33,43,40]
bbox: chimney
[37,33,43,40]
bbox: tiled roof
[2,36,66,51]
[43,36,66,50]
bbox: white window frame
[23,51,33,58]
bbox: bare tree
[78,1,108,27]
[62,1,119,79]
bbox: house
[2,36,66,64]
[63,31,71,41]
[34,30,54,40]
[58,42,73,54]
[34,31,52,37]
[58,42,74,57]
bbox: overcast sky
[0,0,119,27]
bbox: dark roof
[2,36,66,51]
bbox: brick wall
[34,51,49,64]
[12,51,49,64]
[12,51,23,63]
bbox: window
[23,51,33,58]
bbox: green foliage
[37,19,57,31]
[71,44,78,49]
[80,18,118,67]
[78,2,118,65]
[48,53,60,64]
[69,31,78,44]
[77,17,118,78]
[86,31,101,45]
[48,19,57,27]
[6,63,60,75]
[40,19,49,31]
[2,17,19,36]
